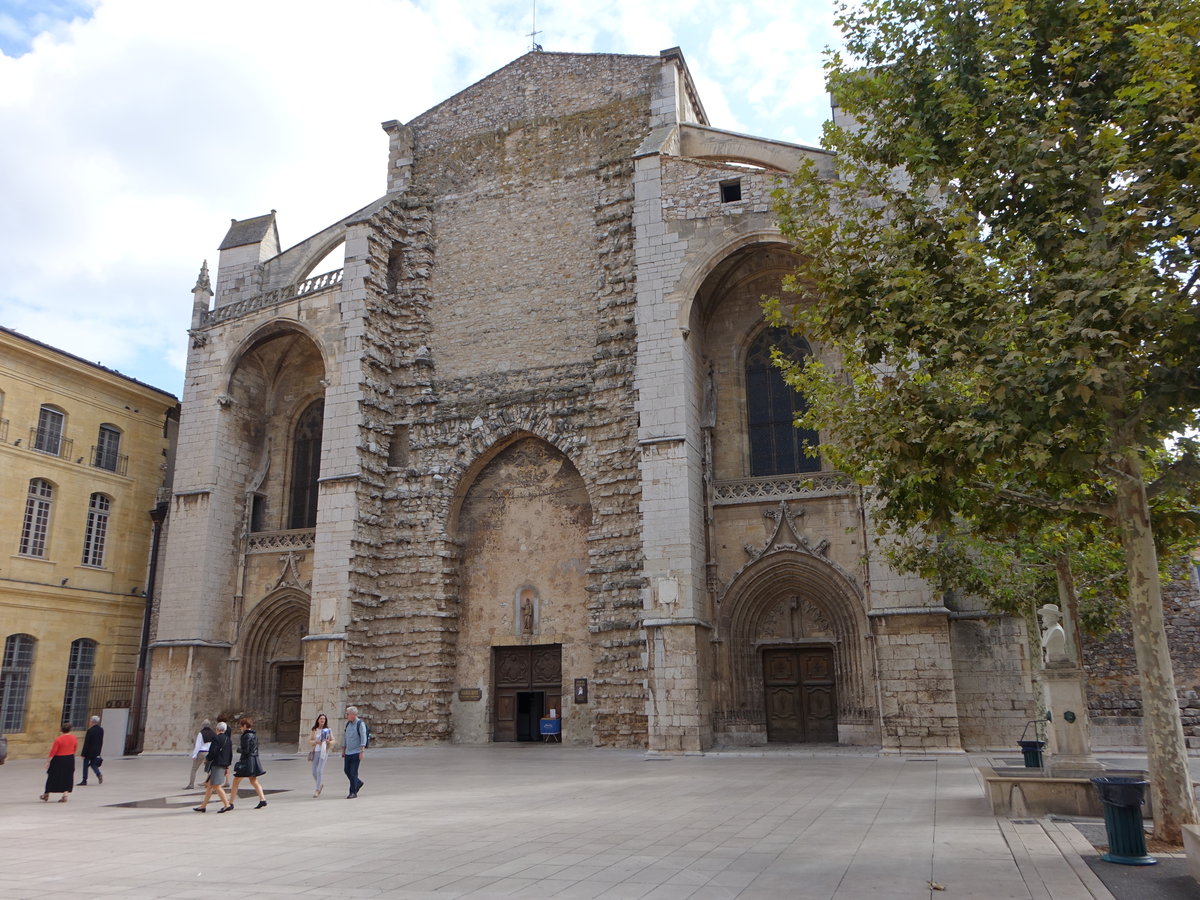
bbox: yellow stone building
[0,327,177,759]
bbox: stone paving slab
[0,746,1114,899]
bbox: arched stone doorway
[449,435,594,744]
[240,591,310,742]
[715,504,879,746]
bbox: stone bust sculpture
[1038,603,1071,666]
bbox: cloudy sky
[0,0,843,397]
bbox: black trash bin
[1017,739,1045,768]
[1090,776,1156,865]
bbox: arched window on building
[62,638,97,729]
[93,424,122,472]
[745,329,821,477]
[34,405,65,456]
[288,400,324,530]
[1,634,35,732]
[19,478,54,557]
[82,493,111,568]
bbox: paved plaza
[0,744,1173,899]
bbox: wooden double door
[763,647,837,743]
[493,645,562,742]
[274,664,303,742]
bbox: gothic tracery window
[288,400,324,530]
[745,329,821,476]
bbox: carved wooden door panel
[275,664,303,742]
[763,650,804,742]
[800,649,837,742]
[763,648,836,743]
[493,645,562,742]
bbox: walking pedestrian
[227,717,267,810]
[308,713,334,797]
[41,722,77,802]
[78,715,104,785]
[342,705,367,798]
[185,718,215,789]
[193,721,232,812]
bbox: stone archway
[239,591,310,742]
[714,504,879,746]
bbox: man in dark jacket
[79,716,104,785]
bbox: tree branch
[973,482,1116,519]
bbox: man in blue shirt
[343,705,367,798]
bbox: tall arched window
[288,400,324,530]
[1,634,35,732]
[745,329,821,476]
[34,405,65,456]
[19,478,54,557]
[94,424,122,472]
[82,493,111,567]
[62,638,97,729]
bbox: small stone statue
[521,596,534,635]
[1038,603,1071,666]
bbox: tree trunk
[1054,553,1083,664]
[1114,452,1198,843]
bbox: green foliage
[771,0,1200,550]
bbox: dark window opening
[250,493,267,533]
[387,423,410,468]
[745,329,820,476]
[720,179,743,203]
[386,244,405,293]
[288,400,324,530]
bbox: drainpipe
[128,500,169,754]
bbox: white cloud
[0,0,840,395]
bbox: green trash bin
[1017,740,1045,768]
[1091,777,1156,866]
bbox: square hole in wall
[720,179,743,203]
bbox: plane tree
[771,0,1200,840]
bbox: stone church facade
[145,49,1035,754]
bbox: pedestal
[1042,664,1104,776]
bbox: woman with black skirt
[41,722,77,802]
[227,716,267,810]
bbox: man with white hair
[78,715,103,785]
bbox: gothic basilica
[145,49,1035,753]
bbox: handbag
[306,749,314,761]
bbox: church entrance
[274,663,303,742]
[493,645,562,742]
[762,647,837,742]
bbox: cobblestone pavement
[0,745,1134,899]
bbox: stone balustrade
[202,269,343,327]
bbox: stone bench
[1183,824,1200,884]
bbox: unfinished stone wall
[408,52,659,155]
[341,60,651,746]
[1084,565,1200,749]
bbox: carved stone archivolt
[756,596,835,642]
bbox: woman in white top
[186,719,215,790]
[308,713,334,797]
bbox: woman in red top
[41,722,77,802]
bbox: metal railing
[28,427,73,460]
